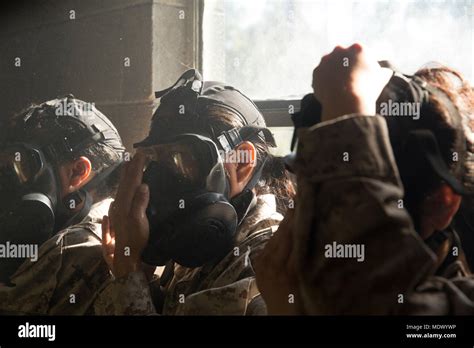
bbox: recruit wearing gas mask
[0,97,125,258]
[135,69,276,268]
[289,61,472,197]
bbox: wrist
[321,95,375,122]
[114,261,140,278]
[113,252,141,278]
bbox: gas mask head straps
[13,96,125,233]
[378,61,469,196]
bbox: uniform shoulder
[55,222,102,250]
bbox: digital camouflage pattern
[293,114,474,315]
[94,194,283,315]
[0,199,113,315]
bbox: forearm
[293,115,436,314]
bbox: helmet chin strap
[230,189,257,224]
[56,190,93,232]
[229,155,268,224]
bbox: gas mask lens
[0,145,43,190]
[138,135,219,188]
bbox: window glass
[203,0,473,99]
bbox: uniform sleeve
[48,229,112,315]
[0,242,63,315]
[245,294,267,315]
[167,277,263,315]
[93,271,157,315]
[0,227,111,315]
[293,114,452,315]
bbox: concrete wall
[0,0,201,151]
[152,0,202,91]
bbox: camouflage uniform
[94,194,283,315]
[0,199,113,315]
[293,114,474,315]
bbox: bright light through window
[203,0,474,100]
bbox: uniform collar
[235,193,282,243]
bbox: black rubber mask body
[141,161,238,267]
[0,147,59,282]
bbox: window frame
[254,99,301,128]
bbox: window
[202,0,473,155]
[203,0,473,100]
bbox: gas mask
[136,70,276,267]
[0,97,125,279]
[375,61,470,196]
[0,141,121,245]
[0,143,59,246]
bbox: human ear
[224,142,257,198]
[66,156,93,192]
[233,141,257,193]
